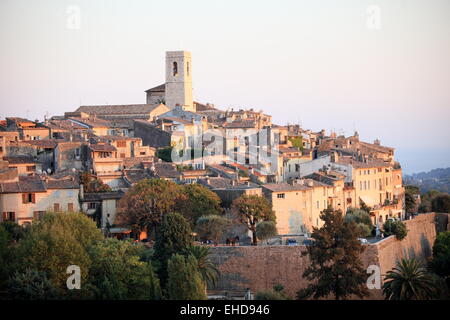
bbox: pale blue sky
[0,0,449,173]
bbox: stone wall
[209,213,449,299]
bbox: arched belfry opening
[172,61,178,76]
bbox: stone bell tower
[165,51,194,112]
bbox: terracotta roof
[89,144,116,152]
[83,190,124,201]
[3,155,37,164]
[124,169,151,185]
[151,162,180,179]
[223,120,256,129]
[336,157,390,169]
[0,176,46,193]
[46,178,79,189]
[159,116,192,125]
[199,177,259,189]
[262,183,309,192]
[20,139,59,149]
[145,84,165,93]
[76,104,163,115]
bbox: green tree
[383,258,438,300]
[382,220,408,240]
[153,212,192,290]
[405,185,420,217]
[429,231,450,286]
[344,208,373,237]
[156,146,173,162]
[256,221,278,243]
[188,245,219,288]
[232,195,275,245]
[80,172,112,193]
[87,239,161,300]
[179,184,223,228]
[431,194,450,213]
[8,269,60,300]
[167,254,207,300]
[195,215,231,245]
[256,285,290,300]
[288,136,303,151]
[15,212,103,294]
[297,208,369,300]
[117,178,185,237]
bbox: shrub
[383,220,408,240]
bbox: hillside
[404,167,450,193]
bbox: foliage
[87,239,161,300]
[429,231,450,283]
[156,146,173,162]
[179,184,223,228]
[255,285,290,300]
[116,178,185,235]
[405,185,420,216]
[419,189,442,213]
[359,199,372,214]
[195,215,230,245]
[232,195,275,245]
[8,269,60,300]
[153,212,192,290]
[431,194,450,213]
[344,208,373,237]
[382,219,408,240]
[288,136,303,151]
[167,254,207,300]
[15,212,103,293]
[187,245,220,287]
[383,258,439,300]
[80,172,112,193]
[256,221,278,242]
[297,208,369,300]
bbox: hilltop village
[0,51,405,240]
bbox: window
[359,181,362,190]
[26,165,35,172]
[33,211,45,220]
[75,148,81,158]
[117,141,126,148]
[368,181,370,189]
[187,61,190,76]
[22,193,36,204]
[140,152,146,155]
[68,203,74,212]
[316,201,319,209]
[172,61,178,76]
[120,153,126,158]
[364,181,367,190]
[295,164,300,172]
[277,193,285,199]
[2,212,15,221]
[53,203,60,212]
[88,202,96,210]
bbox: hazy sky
[0,0,449,174]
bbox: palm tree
[188,245,220,288]
[383,258,437,300]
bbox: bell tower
[165,51,194,112]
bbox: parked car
[358,238,368,244]
[303,238,315,246]
[286,238,298,246]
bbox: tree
[429,231,450,286]
[344,208,373,237]
[156,146,173,162]
[232,195,275,245]
[297,208,369,300]
[179,184,223,228]
[431,194,450,213]
[188,245,220,289]
[405,185,420,217]
[8,269,60,300]
[15,212,103,294]
[256,221,278,243]
[383,258,438,300]
[195,215,231,245]
[116,178,185,237]
[153,212,192,289]
[256,284,290,300]
[167,254,207,300]
[383,220,408,240]
[419,190,441,213]
[80,172,112,193]
[87,238,161,300]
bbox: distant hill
[404,167,450,194]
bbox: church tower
[165,51,194,112]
